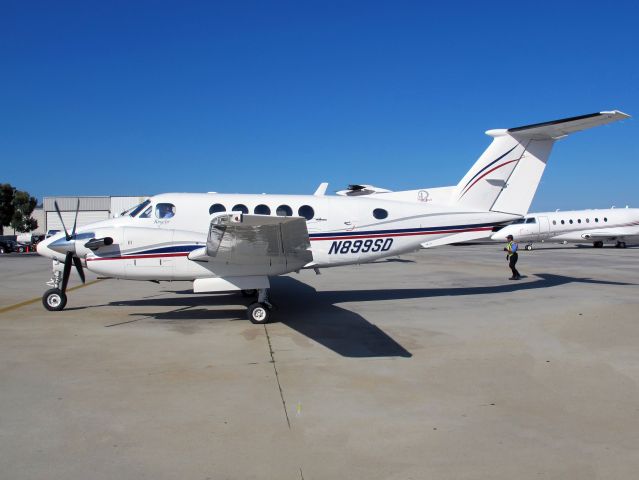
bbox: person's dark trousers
[509,253,521,278]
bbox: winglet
[314,182,329,196]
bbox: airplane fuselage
[39,192,518,281]
[491,208,639,245]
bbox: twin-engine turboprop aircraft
[37,110,629,323]
[491,207,639,249]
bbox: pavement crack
[264,324,290,429]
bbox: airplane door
[538,216,550,241]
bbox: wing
[188,213,313,276]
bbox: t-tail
[452,111,629,216]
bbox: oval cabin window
[276,205,293,216]
[232,204,249,214]
[209,203,226,214]
[373,208,388,220]
[298,205,315,220]
[254,204,271,215]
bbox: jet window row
[209,203,315,220]
[552,217,608,225]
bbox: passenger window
[276,205,293,216]
[232,204,249,214]
[578,219,581,224]
[373,208,388,219]
[254,204,271,215]
[139,206,152,218]
[298,205,315,220]
[586,218,590,223]
[156,203,176,219]
[604,217,608,222]
[552,220,556,225]
[209,203,226,214]
[595,218,599,222]
[561,220,565,225]
[526,218,536,224]
[569,220,573,224]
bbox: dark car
[0,239,19,254]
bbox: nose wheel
[42,288,67,311]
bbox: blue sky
[1,1,637,211]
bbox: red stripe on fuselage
[309,226,493,241]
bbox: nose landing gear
[42,288,67,311]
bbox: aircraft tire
[525,244,533,251]
[42,288,67,311]
[241,289,258,297]
[593,241,604,248]
[247,302,270,324]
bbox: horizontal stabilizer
[503,110,630,140]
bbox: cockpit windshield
[512,218,526,224]
[129,199,151,217]
[525,217,537,224]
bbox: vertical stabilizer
[451,110,629,216]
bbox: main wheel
[0,247,4,254]
[247,302,270,324]
[241,289,258,297]
[525,244,533,251]
[593,241,604,248]
[620,241,627,249]
[17,246,24,253]
[42,288,67,311]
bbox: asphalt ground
[1,244,638,479]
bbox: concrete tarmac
[1,244,638,479]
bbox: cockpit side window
[512,218,526,224]
[525,217,537,224]
[156,203,176,219]
[139,206,152,218]
[129,199,151,217]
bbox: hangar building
[43,196,147,233]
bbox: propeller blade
[54,200,70,241]
[61,252,73,292]
[72,256,86,284]
[71,198,80,237]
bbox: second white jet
[491,207,639,249]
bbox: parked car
[0,239,19,254]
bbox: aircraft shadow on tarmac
[105,273,634,359]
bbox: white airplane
[491,207,639,249]
[36,110,629,323]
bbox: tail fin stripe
[459,158,519,199]
[460,145,517,192]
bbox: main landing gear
[524,244,534,251]
[245,288,272,324]
[593,241,604,248]
[615,241,627,249]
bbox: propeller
[53,199,85,291]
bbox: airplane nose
[36,236,65,261]
[491,231,506,241]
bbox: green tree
[0,184,16,235]
[11,190,38,233]
[0,184,38,234]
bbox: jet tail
[452,110,629,216]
